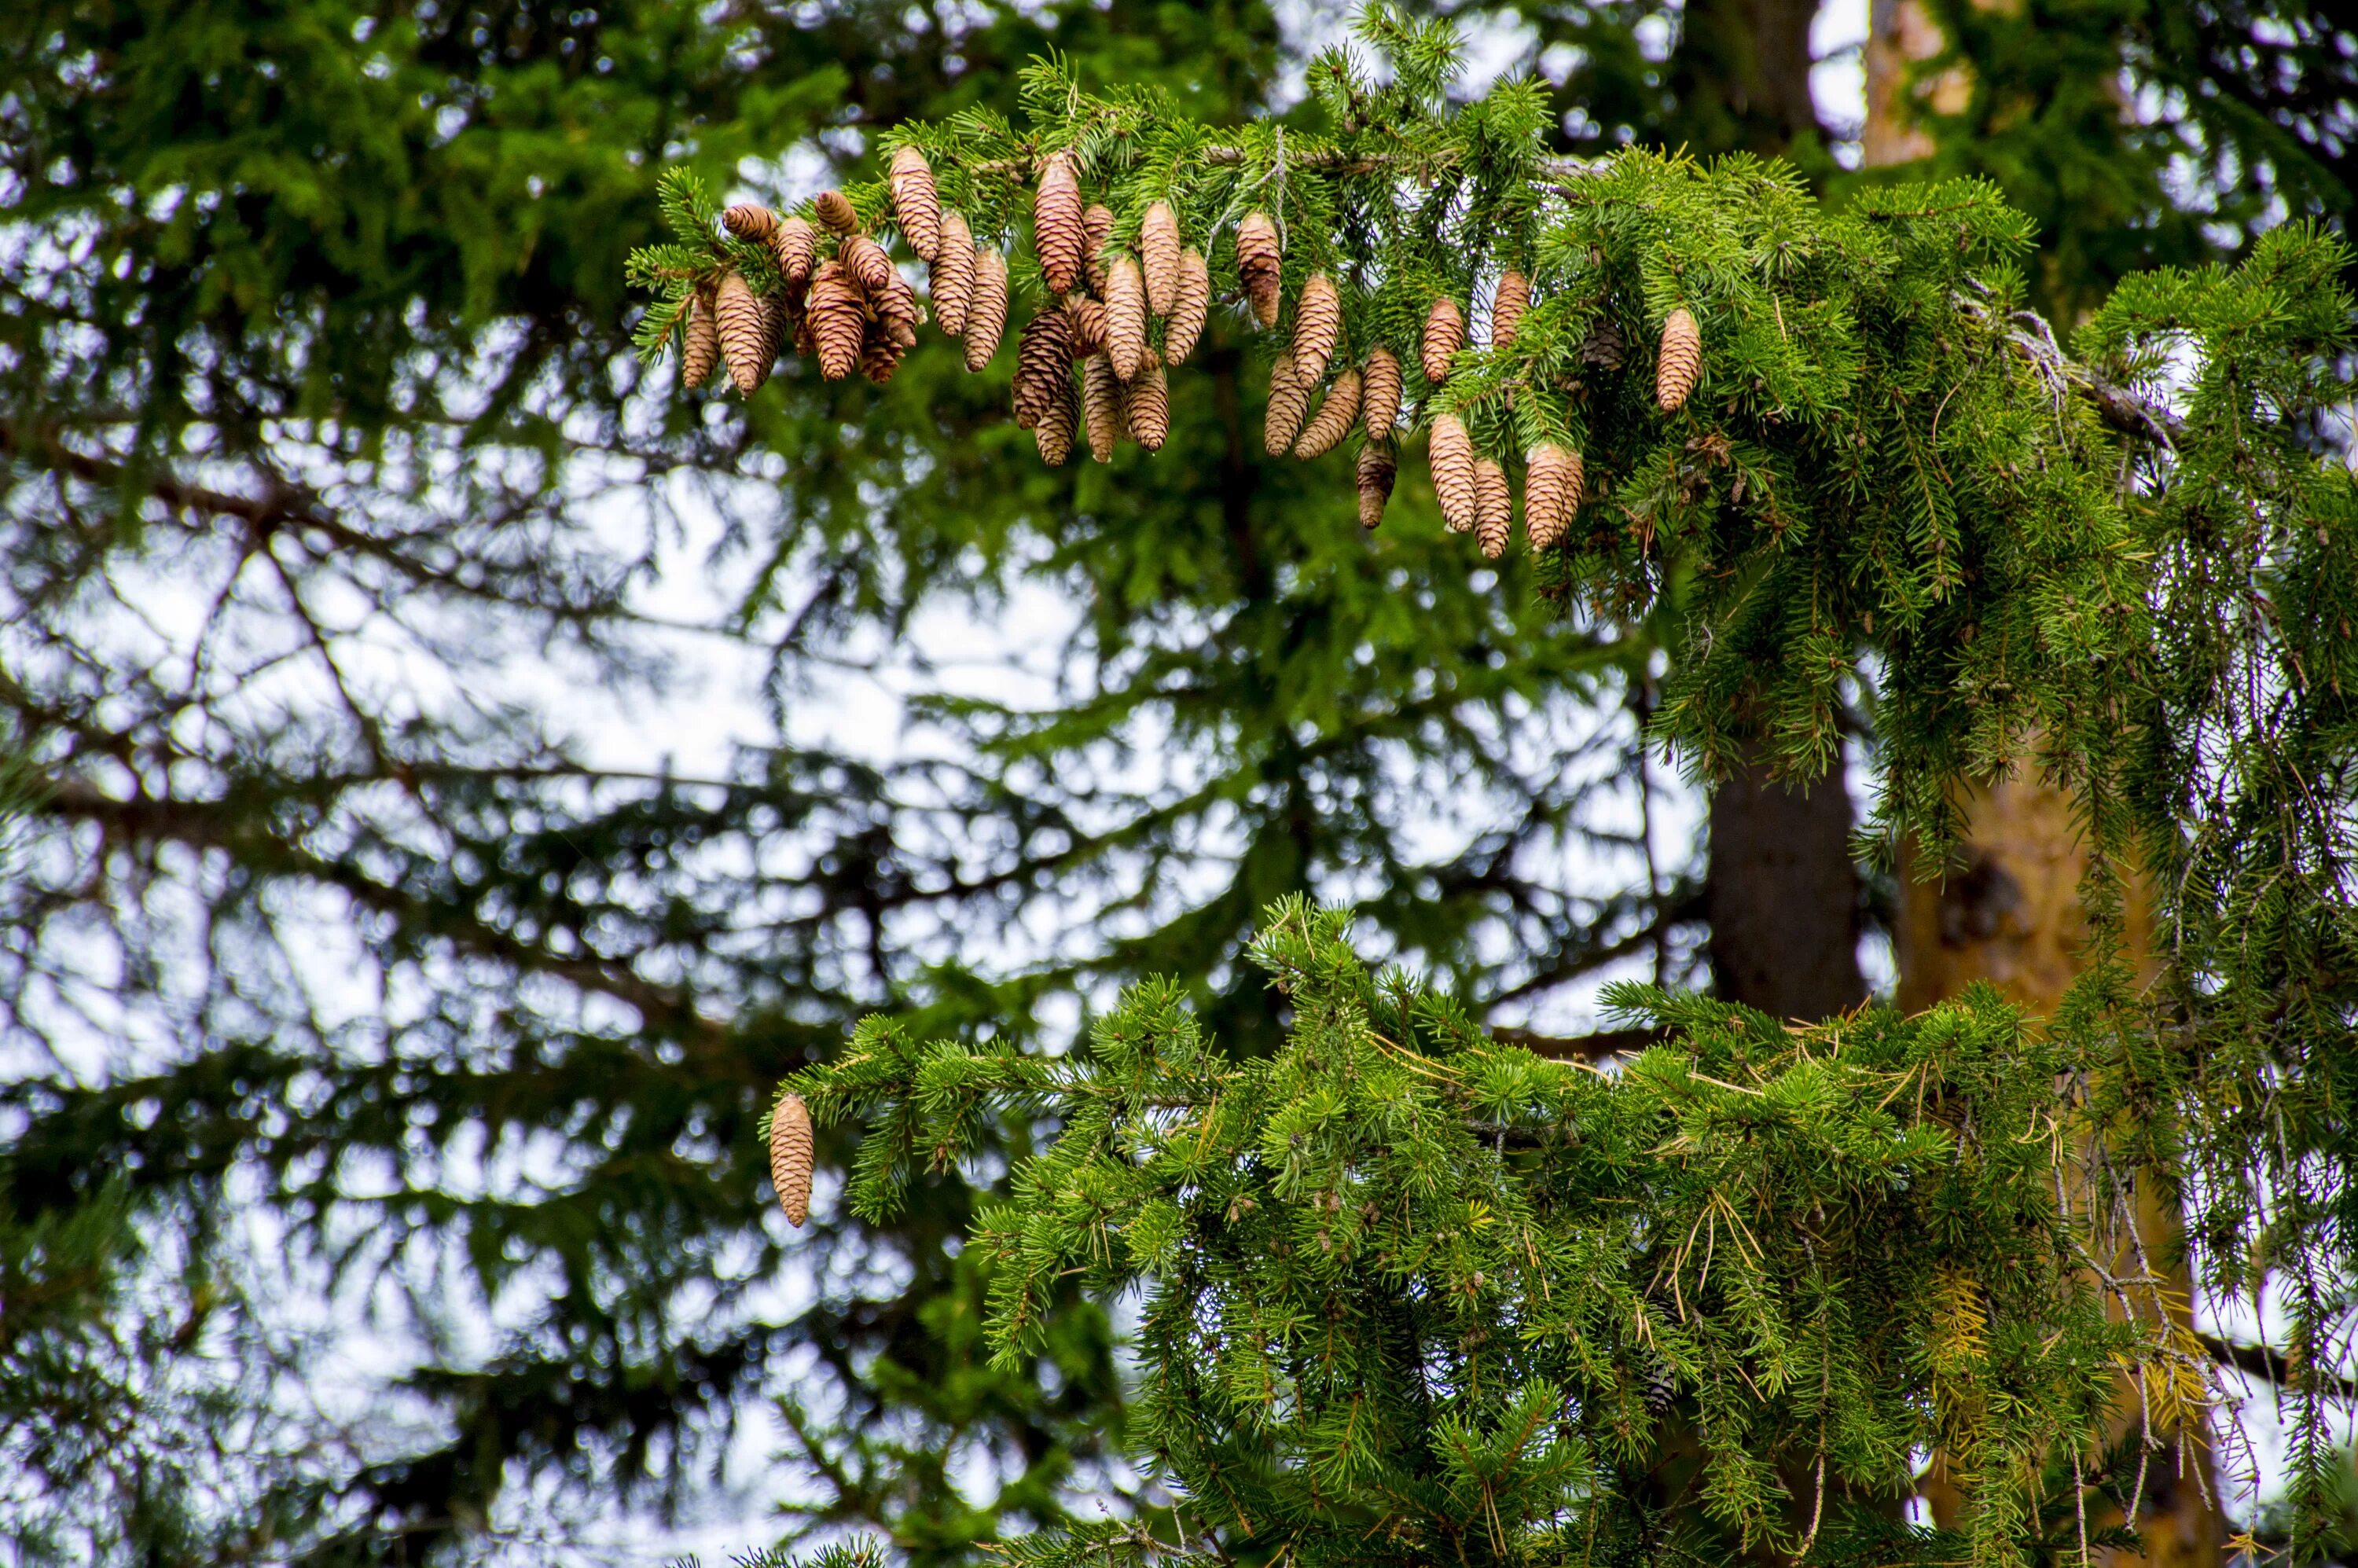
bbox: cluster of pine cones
[675,145,1708,559]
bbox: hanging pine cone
[1361,347,1402,439]
[1422,296,1465,386]
[1123,352,1170,452]
[1063,293,1108,355]
[723,203,778,243]
[805,262,865,382]
[1082,354,1126,462]
[1473,457,1511,560]
[1657,307,1702,411]
[1579,317,1625,369]
[875,271,923,347]
[861,325,905,385]
[1265,351,1311,457]
[813,189,859,235]
[680,288,719,391]
[1035,373,1078,465]
[1105,256,1148,381]
[888,145,941,263]
[1293,368,1361,459]
[1428,413,1479,534]
[1033,152,1085,295]
[757,288,790,373]
[769,215,818,285]
[1163,247,1210,365]
[841,233,895,296]
[1525,443,1584,550]
[1236,211,1283,329]
[1491,270,1530,351]
[1140,200,1182,317]
[769,1091,814,1227]
[1292,271,1342,385]
[1083,204,1114,295]
[1357,442,1396,530]
[792,302,819,362]
[1013,309,1077,429]
[931,211,975,336]
[964,248,1009,372]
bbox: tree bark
[1707,759,1865,1019]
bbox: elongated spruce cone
[931,210,975,336]
[1064,293,1107,355]
[1428,413,1478,534]
[1265,351,1310,457]
[1236,211,1282,329]
[680,289,719,390]
[1123,353,1170,452]
[964,248,1009,371]
[1105,256,1148,381]
[769,216,818,285]
[861,325,905,384]
[1525,443,1585,550]
[1292,271,1341,386]
[841,233,895,296]
[806,262,865,381]
[1293,369,1361,459]
[1361,347,1402,439]
[1082,354,1126,461]
[1163,247,1210,365]
[1083,204,1114,295]
[1357,442,1396,530]
[813,189,859,235]
[1491,270,1530,351]
[1473,457,1511,560]
[1422,296,1465,386]
[1034,152,1085,295]
[1140,200,1182,317]
[769,1092,814,1226]
[715,271,770,395]
[888,145,941,262]
[1013,309,1076,428]
[1035,373,1078,465]
[723,203,778,243]
[1657,307,1702,411]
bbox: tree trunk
[1708,758,1864,1019]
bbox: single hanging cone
[1140,200,1182,316]
[1291,271,1342,385]
[1082,354,1126,461]
[1236,211,1283,329]
[1357,442,1396,530]
[679,288,720,390]
[723,203,779,244]
[1427,413,1479,534]
[1035,373,1078,465]
[1083,204,1114,295]
[1421,296,1465,386]
[757,289,790,370]
[1264,351,1310,457]
[715,274,769,395]
[769,1092,814,1227]
[1490,270,1530,351]
[1361,347,1402,439]
[1473,457,1511,560]
[1162,247,1210,365]
[1033,152,1085,294]
[1293,368,1361,459]
[1524,442,1585,550]
[1105,256,1148,381]
[874,270,923,347]
[792,303,819,362]
[1063,293,1107,355]
[964,248,1009,371]
[931,211,975,336]
[861,325,905,384]
[1123,351,1170,452]
[805,261,865,381]
[887,145,941,262]
[769,216,818,285]
[1013,308,1077,428]
[841,233,895,296]
[812,189,859,235]
[1656,307,1702,411]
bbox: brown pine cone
[1657,307,1702,411]
[1082,353,1126,461]
[714,272,770,395]
[964,248,1009,371]
[757,288,790,369]
[1236,211,1282,329]
[1292,271,1342,385]
[841,233,895,296]
[1361,347,1402,439]
[1140,200,1182,317]
[1491,270,1530,352]
[888,145,941,263]
[1083,204,1114,295]
[1035,373,1078,465]
[769,1092,814,1226]
[1013,309,1077,428]
[861,325,905,384]
[1422,296,1465,386]
[723,203,779,243]
[1357,442,1396,530]
[679,288,720,390]
[931,211,975,336]
[1474,457,1511,560]
[874,270,923,346]
[1123,351,1170,452]
[1105,255,1148,381]
[1163,247,1210,365]
[1264,351,1310,456]
[1428,413,1478,534]
[1293,368,1361,459]
[792,302,819,362]
[768,216,819,285]
[806,263,866,381]
[1033,152,1085,294]
[1525,442,1585,550]
[1063,293,1107,355]
[813,189,859,235]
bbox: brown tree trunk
[1708,759,1864,1019]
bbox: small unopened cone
[931,211,975,336]
[1140,200,1182,317]
[1163,248,1210,365]
[813,189,859,235]
[964,248,1009,372]
[723,203,779,243]
[680,289,720,390]
[1292,272,1342,385]
[1428,413,1479,534]
[1034,152,1085,294]
[1657,307,1702,411]
[888,145,942,262]
[806,262,865,382]
[769,1092,814,1226]
[1525,442,1585,550]
[1293,368,1361,459]
[1083,204,1114,295]
[769,217,818,285]
[715,272,770,395]
[1106,256,1148,381]
[1357,442,1396,530]
[1236,211,1282,329]
[1361,347,1402,439]
[1422,296,1465,386]
[1082,354,1126,461]
[1123,352,1170,452]
[1473,457,1511,560]
[1265,351,1310,456]
[1491,270,1530,351]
